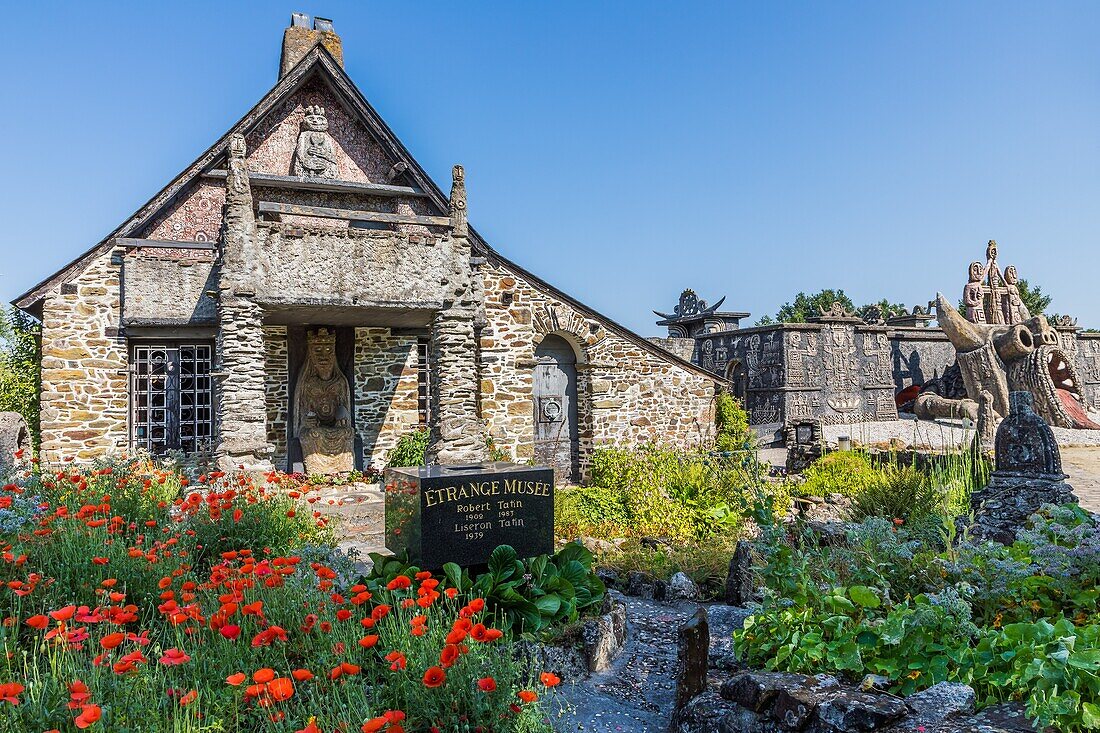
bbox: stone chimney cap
[281,13,344,78]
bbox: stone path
[547,599,750,732]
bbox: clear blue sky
[3,2,1098,333]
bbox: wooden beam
[258,201,451,227]
[202,169,428,198]
[113,238,216,250]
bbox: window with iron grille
[417,337,431,425]
[131,343,214,454]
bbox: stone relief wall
[480,262,717,474]
[353,328,421,468]
[890,330,956,391]
[249,223,452,307]
[1077,334,1100,410]
[39,249,129,462]
[263,327,290,469]
[121,256,218,325]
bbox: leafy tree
[857,299,909,323]
[0,307,41,446]
[771,289,856,324]
[1016,278,1052,317]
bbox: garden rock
[674,607,710,711]
[582,593,628,672]
[724,540,755,605]
[814,689,907,732]
[0,412,30,474]
[627,570,656,598]
[670,572,701,600]
[899,681,975,726]
[595,566,621,589]
[706,604,753,669]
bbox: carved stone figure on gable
[294,328,354,474]
[293,105,339,178]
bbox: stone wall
[890,328,955,391]
[480,261,718,475]
[263,326,290,469]
[353,328,421,468]
[122,255,218,326]
[1078,333,1100,411]
[39,249,128,462]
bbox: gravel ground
[823,417,1100,450]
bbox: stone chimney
[280,13,343,77]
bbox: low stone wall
[39,249,128,462]
[353,328,420,468]
[263,327,290,469]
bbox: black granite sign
[384,462,555,568]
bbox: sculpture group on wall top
[917,241,1099,431]
[963,240,1030,326]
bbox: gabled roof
[14,43,719,382]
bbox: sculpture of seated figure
[294,328,354,475]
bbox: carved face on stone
[307,331,337,380]
[678,290,698,316]
[986,240,998,262]
[301,105,329,133]
[968,261,983,282]
[1005,265,1018,285]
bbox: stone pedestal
[970,391,1077,544]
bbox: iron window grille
[130,342,214,454]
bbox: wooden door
[533,335,579,482]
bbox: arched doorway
[726,359,747,402]
[533,334,579,482]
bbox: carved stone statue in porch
[294,328,354,474]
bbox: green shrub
[387,427,430,467]
[846,464,944,523]
[797,451,879,498]
[715,392,753,453]
[571,446,768,542]
[600,535,741,599]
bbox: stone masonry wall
[39,249,128,462]
[354,328,421,468]
[263,327,290,470]
[480,261,717,475]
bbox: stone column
[425,166,489,464]
[214,134,274,472]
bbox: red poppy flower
[422,666,446,688]
[253,668,275,684]
[386,576,411,591]
[75,704,102,729]
[540,672,561,687]
[159,648,191,666]
[219,624,241,640]
[358,634,379,649]
[25,615,48,630]
[226,672,247,686]
[518,690,538,703]
[335,609,352,622]
[99,632,125,650]
[0,682,23,705]
[266,677,294,702]
[50,606,77,622]
[292,668,314,682]
[477,677,497,692]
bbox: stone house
[13,15,719,481]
